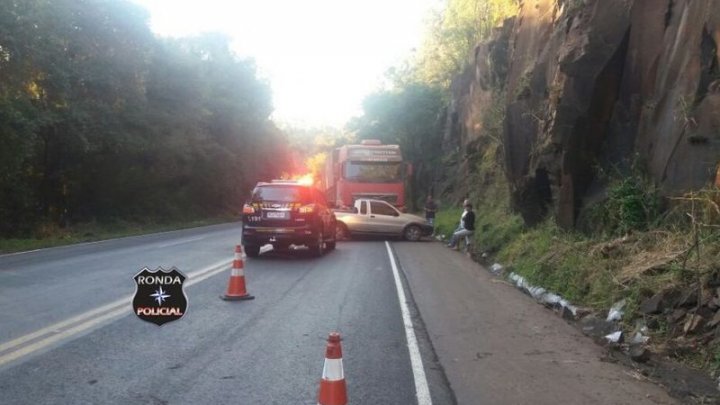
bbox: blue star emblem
[150,286,171,305]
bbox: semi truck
[323,140,411,211]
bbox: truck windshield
[343,162,402,183]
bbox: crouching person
[447,200,475,251]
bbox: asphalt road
[0,223,679,404]
[0,223,452,404]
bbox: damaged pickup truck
[334,198,433,241]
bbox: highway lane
[0,223,243,343]
[0,226,451,404]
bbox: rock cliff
[445,0,720,228]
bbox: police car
[241,180,337,257]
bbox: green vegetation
[434,207,462,238]
[0,216,237,254]
[349,0,720,377]
[0,0,289,240]
[588,166,662,235]
[349,1,519,209]
[348,84,446,210]
[415,0,519,86]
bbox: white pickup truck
[334,199,433,241]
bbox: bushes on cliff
[601,174,661,235]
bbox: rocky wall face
[441,19,514,201]
[623,0,720,194]
[488,0,720,228]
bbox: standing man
[424,195,438,234]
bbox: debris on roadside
[605,331,623,344]
[490,263,504,275]
[476,253,720,401]
[628,345,651,363]
[580,315,618,338]
[606,299,626,322]
[507,271,580,320]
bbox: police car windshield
[251,185,311,203]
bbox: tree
[415,0,518,87]
[348,83,445,209]
[0,0,291,237]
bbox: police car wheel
[245,244,260,257]
[311,232,325,257]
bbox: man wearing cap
[447,200,475,250]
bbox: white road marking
[0,248,43,258]
[0,259,231,367]
[154,235,208,249]
[385,241,432,405]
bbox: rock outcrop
[445,0,720,228]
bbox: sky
[131,0,441,128]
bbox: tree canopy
[0,0,290,236]
[348,0,518,207]
[415,0,518,86]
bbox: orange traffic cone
[220,245,255,301]
[318,332,347,405]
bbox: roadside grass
[450,127,720,367]
[0,215,239,254]
[434,207,463,240]
[495,220,617,308]
[467,180,720,372]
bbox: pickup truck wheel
[245,244,260,257]
[403,225,422,242]
[311,232,325,257]
[335,222,349,240]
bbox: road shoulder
[393,241,677,405]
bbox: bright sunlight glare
[131,0,441,128]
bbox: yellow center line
[0,259,231,367]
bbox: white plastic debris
[629,332,650,345]
[606,299,627,322]
[604,331,623,343]
[543,293,562,305]
[490,263,504,274]
[505,273,579,318]
[528,286,546,300]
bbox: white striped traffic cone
[220,245,255,301]
[318,332,347,405]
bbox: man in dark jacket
[424,195,438,230]
[447,201,475,250]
